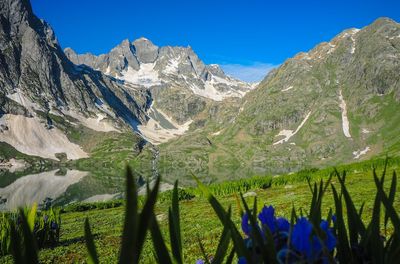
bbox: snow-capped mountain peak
[65,38,254,101]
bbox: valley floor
[1,158,399,263]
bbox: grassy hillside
[134,18,400,185]
[1,157,399,263]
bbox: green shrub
[158,188,195,203]
[61,200,124,213]
[0,205,61,257]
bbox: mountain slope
[148,17,400,184]
[0,0,150,160]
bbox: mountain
[0,0,152,162]
[65,38,254,144]
[149,17,400,184]
[65,38,252,101]
[0,0,251,162]
[1,0,400,188]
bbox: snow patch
[84,114,118,132]
[119,63,161,87]
[362,128,370,134]
[273,111,312,145]
[83,193,119,203]
[251,82,260,88]
[105,66,111,75]
[0,170,87,210]
[65,111,118,132]
[182,73,253,101]
[239,101,247,113]
[212,130,223,136]
[353,146,370,159]
[0,114,88,160]
[163,57,180,75]
[282,86,294,92]
[327,43,336,54]
[350,35,356,54]
[339,90,351,138]
[138,104,192,145]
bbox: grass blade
[336,170,365,245]
[212,207,232,264]
[385,171,397,231]
[119,166,138,264]
[10,222,23,264]
[27,203,37,232]
[136,175,161,262]
[84,218,99,264]
[374,172,400,241]
[19,208,39,264]
[225,247,235,264]
[169,180,182,264]
[208,195,250,260]
[331,184,352,263]
[150,213,173,264]
[197,235,211,264]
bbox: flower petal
[291,217,313,257]
[258,205,276,232]
[241,213,251,236]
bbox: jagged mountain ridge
[0,0,150,160]
[150,17,400,184]
[65,38,253,101]
[65,37,254,144]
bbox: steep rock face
[152,18,400,183]
[65,37,254,144]
[0,0,150,159]
[133,37,159,63]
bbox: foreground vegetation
[0,157,399,263]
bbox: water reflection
[0,169,87,210]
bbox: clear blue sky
[31,0,400,82]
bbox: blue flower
[51,221,58,230]
[291,217,313,258]
[311,235,323,259]
[195,260,204,264]
[291,218,337,262]
[331,214,337,224]
[241,213,251,236]
[277,248,298,264]
[276,217,290,233]
[258,205,276,233]
[243,237,253,249]
[320,220,336,251]
[238,256,247,264]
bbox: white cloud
[220,62,278,83]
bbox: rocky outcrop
[133,37,159,63]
